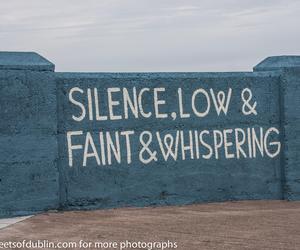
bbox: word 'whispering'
[67,127,280,167]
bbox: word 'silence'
[69,87,233,121]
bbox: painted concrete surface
[57,71,283,210]
[0,201,300,250]
[0,215,32,230]
[1,52,300,217]
[0,52,59,218]
[0,51,54,71]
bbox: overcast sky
[0,0,299,72]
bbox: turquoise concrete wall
[254,56,300,200]
[0,52,59,217]
[0,52,299,217]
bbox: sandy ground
[0,200,300,250]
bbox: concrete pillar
[254,56,300,200]
[0,52,59,217]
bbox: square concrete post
[0,52,59,217]
[254,56,300,200]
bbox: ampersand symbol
[241,88,257,115]
[139,131,157,164]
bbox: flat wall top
[0,52,54,71]
[56,71,280,80]
[254,56,300,71]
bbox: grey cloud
[0,0,299,72]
